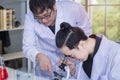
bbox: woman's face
[60,41,89,61]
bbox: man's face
[34,5,57,26]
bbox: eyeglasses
[34,9,52,22]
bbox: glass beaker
[0,57,8,80]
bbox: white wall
[5,30,23,53]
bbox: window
[74,0,120,41]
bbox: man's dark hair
[0,5,4,9]
[56,22,88,49]
[29,0,55,14]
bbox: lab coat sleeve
[23,13,44,63]
[109,50,120,80]
[75,4,92,36]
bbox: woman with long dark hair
[56,22,120,80]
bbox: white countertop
[6,67,76,80]
[6,67,49,80]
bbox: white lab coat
[76,35,120,80]
[23,1,91,78]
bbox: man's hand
[36,53,53,73]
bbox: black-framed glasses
[34,9,52,22]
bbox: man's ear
[53,3,57,10]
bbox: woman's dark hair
[56,22,88,49]
[29,0,55,14]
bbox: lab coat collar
[55,2,64,34]
[91,35,109,79]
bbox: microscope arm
[65,66,70,79]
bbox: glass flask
[0,57,8,80]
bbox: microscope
[53,55,76,80]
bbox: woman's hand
[59,57,76,75]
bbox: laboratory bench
[6,67,49,80]
[4,67,76,80]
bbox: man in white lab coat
[23,0,91,79]
[56,22,120,80]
